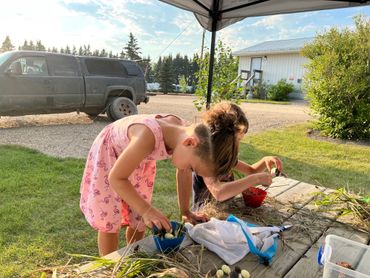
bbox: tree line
[0,34,202,93]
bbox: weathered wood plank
[189,180,331,276]
[265,177,301,198]
[284,222,370,278]
[249,209,333,278]
[274,182,325,208]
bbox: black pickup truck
[0,51,149,121]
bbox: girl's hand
[263,156,283,172]
[142,206,171,231]
[254,172,273,187]
[182,210,209,225]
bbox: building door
[250,57,262,85]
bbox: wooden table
[79,177,369,277]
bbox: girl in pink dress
[80,114,214,256]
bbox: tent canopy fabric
[160,0,369,32]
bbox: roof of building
[233,37,314,56]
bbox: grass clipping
[314,188,370,233]
[198,194,291,227]
[38,248,206,278]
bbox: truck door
[0,55,53,114]
[46,55,84,109]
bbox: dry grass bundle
[314,188,370,233]
[37,246,209,278]
[198,195,291,226]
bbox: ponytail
[202,101,248,178]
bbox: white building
[233,37,314,99]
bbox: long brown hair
[193,123,214,173]
[202,101,248,178]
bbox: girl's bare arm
[177,169,208,223]
[204,172,272,202]
[235,156,283,175]
[108,124,171,231]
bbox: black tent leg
[206,29,216,110]
[206,0,219,110]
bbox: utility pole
[200,28,206,60]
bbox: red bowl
[242,187,267,208]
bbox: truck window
[84,59,127,77]
[7,56,48,76]
[48,55,79,76]
[121,61,143,77]
[0,52,12,67]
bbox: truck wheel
[107,97,138,121]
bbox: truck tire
[107,97,138,121]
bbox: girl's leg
[126,226,145,244]
[97,231,119,256]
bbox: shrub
[194,40,242,110]
[267,79,294,101]
[302,15,370,140]
[252,81,269,99]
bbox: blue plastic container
[152,221,185,253]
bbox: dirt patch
[307,129,370,147]
[0,95,312,158]
[0,112,93,129]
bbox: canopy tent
[160,0,369,108]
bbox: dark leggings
[192,172,234,210]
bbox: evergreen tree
[172,53,183,84]
[140,56,153,82]
[51,47,58,53]
[153,56,162,82]
[188,53,199,90]
[60,48,65,54]
[83,45,91,56]
[92,49,100,56]
[183,55,190,83]
[72,46,77,55]
[123,32,141,60]
[78,46,83,56]
[0,36,14,53]
[159,56,174,94]
[21,40,29,50]
[65,45,71,54]
[29,40,35,50]
[108,51,113,58]
[100,48,107,57]
[35,40,46,51]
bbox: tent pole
[206,0,219,110]
[206,29,216,110]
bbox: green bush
[252,81,269,99]
[194,40,242,110]
[302,15,370,140]
[267,79,294,101]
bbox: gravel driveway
[0,95,311,159]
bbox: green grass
[241,99,291,105]
[1,124,369,277]
[240,124,370,193]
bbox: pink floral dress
[80,114,183,233]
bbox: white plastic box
[320,234,370,278]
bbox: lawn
[0,124,369,277]
[241,99,291,105]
